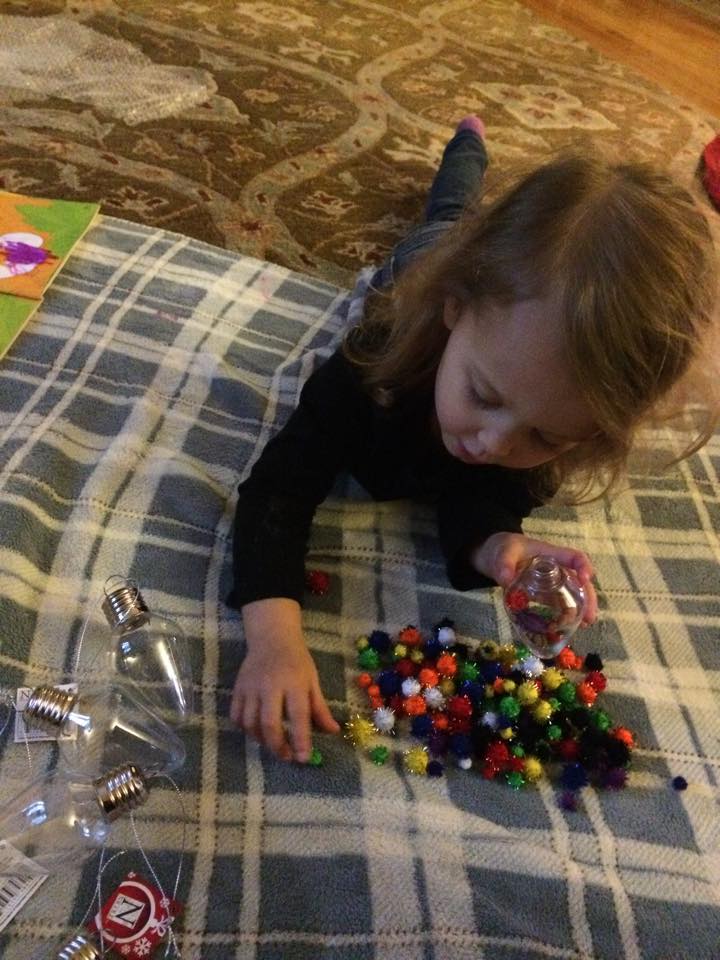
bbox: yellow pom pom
[404,745,429,775]
[517,681,539,706]
[409,648,425,664]
[502,679,517,694]
[439,678,456,697]
[478,639,500,660]
[499,726,515,740]
[524,757,543,782]
[484,684,496,698]
[344,715,377,748]
[356,635,369,651]
[532,699,553,723]
[393,643,408,659]
[542,667,564,691]
[498,644,517,668]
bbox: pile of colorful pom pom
[345,619,635,809]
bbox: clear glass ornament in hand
[503,556,586,658]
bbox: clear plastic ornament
[24,684,185,779]
[503,556,586,658]
[0,763,148,874]
[100,578,194,725]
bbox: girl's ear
[443,295,462,330]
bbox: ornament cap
[57,935,100,960]
[101,577,149,633]
[93,762,149,821]
[25,685,78,730]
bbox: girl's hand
[471,532,598,625]
[230,598,340,762]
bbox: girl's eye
[533,431,566,452]
[467,384,499,409]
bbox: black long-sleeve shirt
[231,346,545,608]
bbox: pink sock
[456,115,485,139]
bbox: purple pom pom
[559,790,578,811]
[672,775,688,791]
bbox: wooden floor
[518,0,720,119]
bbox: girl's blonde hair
[344,155,719,502]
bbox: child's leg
[424,117,488,223]
[368,117,487,290]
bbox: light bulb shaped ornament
[503,556,586,659]
[0,763,147,875]
[24,684,185,779]
[101,578,194,725]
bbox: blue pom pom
[427,760,444,777]
[561,762,589,791]
[480,661,503,682]
[411,715,433,738]
[377,669,402,697]
[672,775,688,791]
[459,680,484,703]
[449,733,471,757]
[424,638,443,659]
[369,630,392,652]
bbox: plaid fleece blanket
[0,217,719,960]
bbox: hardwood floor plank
[518,0,720,119]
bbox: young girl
[229,117,718,763]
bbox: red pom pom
[404,695,427,716]
[505,588,529,611]
[585,670,607,692]
[447,715,472,734]
[432,713,450,731]
[576,681,597,706]
[436,652,457,677]
[395,658,416,678]
[611,726,635,748]
[556,647,582,670]
[447,695,473,719]
[305,569,330,595]
[398,625,422,646]
[485,741,510,769]
[558,738,580,761]
[357,672,373,689]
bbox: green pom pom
[557,681,577,706]
[506,770,525,789]
[511,744,526,758]
[459,661,479,681]
[499,695,520,719]
[514,644,530,659]
[369,745,389,765]
[358,648,380,670]
[591,709,612,731]
[308,747,324,767]
[547,724,562,741]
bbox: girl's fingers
[285,691,313,764]
[260,693,292,760]
[310,685,340,734]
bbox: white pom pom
[481,710,499,729]
[437,626,456,647]
[458,756,472,770]
[401,677,421,698]
[423,687,445,709]
[520,656,544,677]
[372,706,396,732]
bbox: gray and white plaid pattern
[0,217,718,959]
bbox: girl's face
[434,296,597,470]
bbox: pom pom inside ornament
[503,556,586,659]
